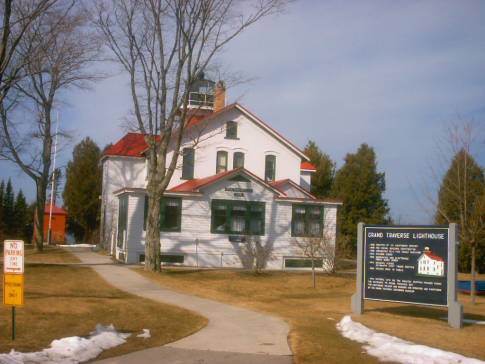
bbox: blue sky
[1,0,484,223]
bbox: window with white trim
[291,204,323,237]
[211,199,265,235]
[216,151,228,173]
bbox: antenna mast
[47,112,60,245]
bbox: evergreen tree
[63,137,102,242]
[0,180,5,238]
[435,149,485,273]
[3,179,15,236]
[331,144,390,255]
[13,190,29,241]
[0,180,5,237]
[304,141,335,197]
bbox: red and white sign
[4,240,24,274]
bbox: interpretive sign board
[4,240,24,274]
[351,223,463,328]
[364,226,448,306]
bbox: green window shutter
[117,195,128,248]
[265,155,276,181]
[182,148,195,180]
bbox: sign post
[3,240,25,340]
[351,224,463,328]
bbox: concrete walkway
[71,251,292,364]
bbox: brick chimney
[214,81,226,112]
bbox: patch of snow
[337,315,484,364]
[59,244,96,248]
[440,317,485,326]
[0,324,130,364]
[463,319,485,326]
[136,329,151,339]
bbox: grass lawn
[0,247,207,360]
[136,268,485,364]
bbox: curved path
[71,251,292,364]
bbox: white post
[47,112,60,245]
[351,222,364,314]
[195,238,199,268]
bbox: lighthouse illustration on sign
[417,247,445,277]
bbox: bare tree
[294,226,336,288]
[95,0,287,272]
[420,120,485,304]
[239,235,273,274]
[0,0,57,104]
[0,3,101,250]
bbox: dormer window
[225,121,238,139]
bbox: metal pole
[351,222,364,314]
[447,223,463,328]
[47,112,60,245]
[12,306,15,340]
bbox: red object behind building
[34,204,67,244]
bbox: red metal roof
[44,204,67,215]
[103,104,313,161]
[104,133,148,158]
[169,168,282,195]
[300,161,317,171]
[169,169,237,193]
[424,252,444,262]
[270,179,317,199]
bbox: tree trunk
[34,181,46,252]
[312,258,316,289]
[471,244,476,305]
[145,186,161,272]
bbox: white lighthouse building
[417,247,445,277]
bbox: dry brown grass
[0,247,207,359]
[137,268,485,364]
[0,244,80,264]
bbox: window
[182,147,195,180]
[117,195,128,248]
[161,254,184,264]
[284,258,323,269]
[265,155,276,181]
[291,204,323,237]
[216,151,228,174]
[225,121,238,139]
[211,200,265,235]
[144,196,182,232]
[233,152,245,169]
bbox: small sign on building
[351,224,463,328]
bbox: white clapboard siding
[122,177,338,270]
